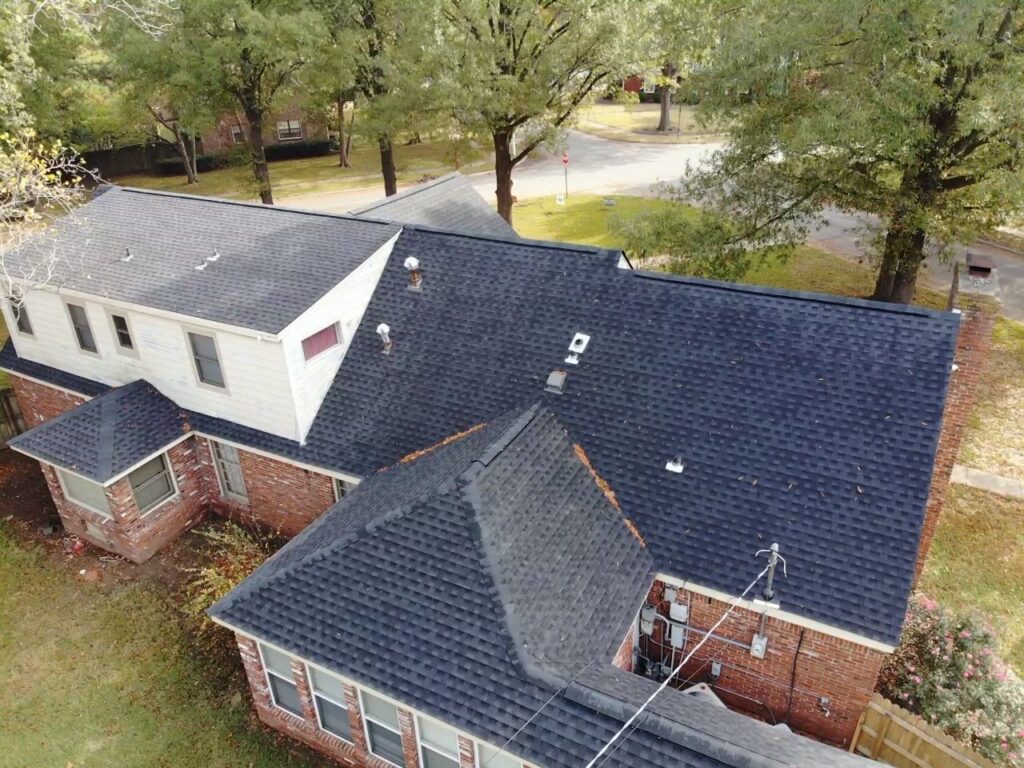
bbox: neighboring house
[200,102,329,154]
[0,179,975,763]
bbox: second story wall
[3,290,300,440]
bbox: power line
[580,563,771,768]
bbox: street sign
[561,151,569,166]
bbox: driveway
[281,131,1024,319]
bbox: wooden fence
[0,388,26,445]
[850,694,998,768]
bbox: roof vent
[403,256,422,292]
[565,332,591,365]
[194,261,208,271]
[120,247,133,263]
[665,456,684,473]
[208,249,221,262]
[376,322,393,354]
[545,370,567,394]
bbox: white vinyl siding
[309,667,352,741]
[418,717,460,768]
[260,644,303,717]
[58,469,111,516]
[212,441,248,502]
[361,690,407,767]
[128,454,176,514]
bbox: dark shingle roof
[0,341,109,397]
[0,222,961,645]
[212,403,873,768]
[8,380,187,482]
[349,172,516,239]
[4,187,400,333]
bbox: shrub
[154,153,226,176]
[878,595,1024,766]
[264,138,332,162]
[614,89,641,112]
[184,522,278,669]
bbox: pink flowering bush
[878,595,1024,766]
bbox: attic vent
[665,456,684,473]
[403,256,423,291]
[565,332,591,366]
[376,323,393,354]
[194,261,207,271]
[545,370,567,394]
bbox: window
[418,717,460,768]
[309,667,352,741]
[229,124,246,144]
[642,79,656,94]
[302,324,340,361]
[128,454,175,514]
[212,441,248,502]
[361,690,407,767]
[477,743,521,768]
[333,477,356,501]
[67,303,97,353]
[58,469,111,516]
[8,301,32,335]
[188,332,225,388]
[277,119,303,140]
[260,644,303,717]
[111,314,134,350]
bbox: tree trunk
[188,132,198,179]
[657,63,677,132]
[337,97,351,168]
[493,129,515,225]
[173,124,198,185]
[378,135,397,196]
[872,207,926,303]
[345,106,354,156]
[246,115,273,205]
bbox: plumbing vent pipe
[404,256,423,291]
[376,323,393,354]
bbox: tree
[680,0,1024,303]
[174,0,323,204]
[444,0,631,224]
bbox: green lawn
[116,137,490,202]
[576,102,722,144]
[0,529,327,768]
[920,486,1024,671]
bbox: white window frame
[107,310,138,357]
[417,715,461,768]
[65,300,99,356]
[276,119,303,141]
[476,741,523,768]
[306,666,353,743]
[185,328,228,391]
[56,468,113,518]
[333,476,358,502]
[210,440,249,503]
[359,689,407,768]
[128,453,179,516]
[258,643,305,720]
[301,322,341,364]
[229,123,246,144]
[7,299,33,336]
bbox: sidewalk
[951,464,1024,499]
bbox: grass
[0,529,327,768]
[959,316,1024,480]
[0,316,7,388]
[919,486,1024,671]
[514,194,948,306]
[116,137,490,202]
[576,102,723,144]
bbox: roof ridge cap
[348,172,465,214]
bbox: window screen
[188,332,225,387]
[128,455,175,513]
[59,470,111,516]
[310,668,351,741]
[260,644,303,717]
[112,314,133,349]
[68,303,97,352]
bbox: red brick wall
[612,625,635,672]
[915,304,995,578]
[200,103,329,154]
[639,581,885,747]
[196,438,335,537]
[42,437,209,563]
[8,373,86,427]
[236,634,424,768]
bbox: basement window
[128,454,176,514]
[301,323,340,361]
[417,717,460,768]
[67,303,98,353]
[259,644,304,717]
[309,667,352,742]
[58,469,111,517]
[361,690,407,767]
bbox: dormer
[1,187,402,442]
